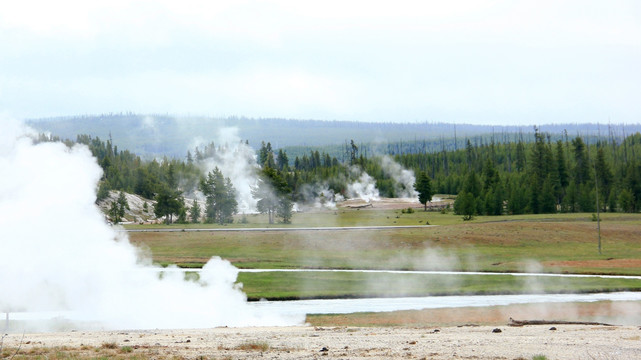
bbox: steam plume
[193,127,260,213]
[379,155,418,199]
[346,166,380,202]
[0,119,302,331]
[295,182,342,210]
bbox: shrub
[234,341,270,351]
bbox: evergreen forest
[38,126,641,224]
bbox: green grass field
[128,209,641,300]
[236,271,641,300]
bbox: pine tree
[176,197,188,224]
[540,177,557,213]
[454,191,476,220]
[252,167,292,224]
[527,128,547,213]
[200,167,238,224]
[618,188,634,212]
[108,200,121,223]
[277,149,289,171]
[515,140,526,172]
[190,199,201,223]
[154,187,182,224]
[508,184,527,215]
[594,146,613,211]
[414,172,433,211]
[572,137,590,185]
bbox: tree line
[394,128,641,218]
[39,127,641,224]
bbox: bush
[234,342,270,351]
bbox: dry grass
[233,341,271,352]
[101,341,118,349]
[1,345,184,359]
[130,219,641,274]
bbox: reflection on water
[4,292,641,324]
[250,291,641,315]
[4,268,641,332]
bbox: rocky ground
[3,324,641,359]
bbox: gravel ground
[3,325,641,359]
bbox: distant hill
[27,114,639,158]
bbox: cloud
[1,1,640,123]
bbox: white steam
[346,166,380,202]
[379,155,418,199]
[295,182,342,210]
[195,127,260,213]
[0,119,303,331]
[343,157,417,202]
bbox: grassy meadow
[127,207,641,300]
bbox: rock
[549,327,557,331]
[492,328,502,333]
[320,346,329,352]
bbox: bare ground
[3,324,641,359]
[4,302,641,359]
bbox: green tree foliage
[199,167,238,224]
[44,128,641,222]
[398,132,641,215]
[190,199,201,223]
[618,188,634,212]
[176,197,188,224]
[276,149,289,171]
[454,171,481,219]
[515,139,526,172]
[259,141,275,168]
[572,137,590,185]
[454,191,476,220]
[594,146,613,212]
[108,191,129,223]
[253,167,293,224]
[154,187,183,224]
[414,172,433,211]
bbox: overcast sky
[1,0,639,125]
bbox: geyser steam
[379,155,418,199]
[346,166,380,202]
[0,120,303,330]
[192,127,260,213]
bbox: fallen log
[347,203,373,209]
[508,317,616,327]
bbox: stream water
[4,269,640,329]
[250,291,641,315]
[3,292,641,322]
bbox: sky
[1,0,640,125]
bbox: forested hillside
[38,121,641,226]
[29,114,638,158]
